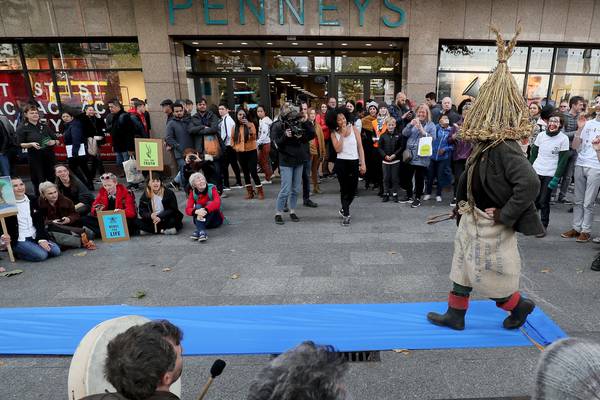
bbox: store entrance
[269,74,329,112]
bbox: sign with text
[135,138,164,171]
[98,210,130,242]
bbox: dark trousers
[426,158,452,196]
[302,158,311,201]
[405,164,427,199]
[237,150,261,186]
[28,149,56,196]
[223,146,242,188]
[68,155,93,189]
[382,162,400,195]
[88,154,105,178]
[535,175,553,228]
[138,216,182,234]
[453,159,467,199]
[335,159,359,217]
[193,211,223,232]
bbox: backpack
[193,184,220,209]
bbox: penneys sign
[168,0,406,28]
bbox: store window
[334,51,400,74]
[437,72,525,105]
[50,42,141,70]
[529,47,553,73]
[370,78,395,104]
[551,75,600,104]
[554,48,600,75]
[196,77,227,106]
[0,44,21,70]
[267,50,331,73]
[193,49,261,73]
[234,78,260,109]
[439,45,527,72]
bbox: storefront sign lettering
[168,0,405,27]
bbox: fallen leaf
[162,267,171,272]
[0,269,23,278]
[132,290,146,299]
[392,349,410,355]
[541,268,551,273]
[230,273,240,280]
[0,360,5,366]
[73,251,87,257]
[576,269,583,274]
[387,251,397,255]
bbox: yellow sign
[135,138,164,171]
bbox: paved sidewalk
[1,178,598,399]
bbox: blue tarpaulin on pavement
[0,301,566,355]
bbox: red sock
[448,292,469,310]
[497,292,521,311]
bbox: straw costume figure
[427,26,544,331]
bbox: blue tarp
[0,301,566,355]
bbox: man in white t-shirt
[530,114,570,236]
[218,103,242,190]
[561,96,600,242]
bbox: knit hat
[378,102,388,109]
[366,101,378,111]
[533,337,600,400]
[459,26,533,143]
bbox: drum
[67,315,182,400]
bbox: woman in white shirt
[256,105,273,184]
[328,107,366,226]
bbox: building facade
[0,0,599,142]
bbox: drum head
[67,315,182,400]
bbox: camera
[281,110,306,139]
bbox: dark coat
[0,195,51,246]
[377,129,403,158]
[38,194,81,226]
[81,391,180,400]
[63,119,86,156]
[165,115,193,159]
[272,120,315,167]
[138,187,183,229]
[188,111,222,155]
[80,114,106,142]
[109,110,136,153]
[457,140,544,236]
[56,175,94,207]
[16,121,57,152]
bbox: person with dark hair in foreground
[81,320,183,400]
[247,341,349,400]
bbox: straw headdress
[459,25,533,143]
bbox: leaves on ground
[132,290,146,299]
[73,251,87,257]
[576,269,583,274]
[541,268,551,273]
[0,269,23,278]
[387,251,397,255]
[392,349,410,355]
[162,267,171,272]
[230,273,240,279]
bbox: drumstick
[197,359,226,400]
[426,212,455,225]
[149,170,157,233]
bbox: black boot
[392,194,399,203]
[502,297,535,329]
[427,307,466,330]
[382,194,390,202]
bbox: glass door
[270,74,328,112]
[337,78,365,104]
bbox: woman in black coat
[138,176,183,235]
[62,110,93,189]
[80,104,106,179]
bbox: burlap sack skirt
[449,207,521,298]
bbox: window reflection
[526,74,550,104]
[267,50,331,73]
[554,48,600,75]
[551,75,600,104]
[529,47,553,73]
[193,49,261,73]
[196,77,227,106]
[370,79,395,104]
[334,51,400,73]
[0,44,21,70]
[234,78,260,110]
[50,43,141,70]
[439,45,527,72]
[437,72,525,106]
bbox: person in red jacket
[185,172,223,242]
[82,172,139,236]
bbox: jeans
[276,165,303,212]
[535,175,553,228]
[335,159,359,217]
[302,158,311,201]
[426,158,452,196]
[115,151,130,167]
[382,162,400,195]
[0,153,10,176]
[572,165,600,233]
[193,211,223,232]
[13,238,61,262]
[174,158,185,185]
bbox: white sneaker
[162,228,177,235]
[436,196,442,202]
[263,180,272,185]
[423,195,431,201]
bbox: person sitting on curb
[0,177,61,262]
[185,172,224,242]
[138,176,183,235]
[38,181,96,250]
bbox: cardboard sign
[135,138,164,171]
[0,176,18,218]
[97,210,130,242]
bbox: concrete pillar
[405,0,440,104]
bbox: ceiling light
[248,66,262,71]
[281,81,290,84]
[341,43,348,46]
[292,42,299,46]
[379,67,394,71]
[389,43,394,47]
[192,41,199,45]
[195,49,200,52]
[276,77,284,80]
[377,51,382,54]
[217,42,224,45]
[307,50,312,53]
[317,42,324,46]
[266,42,273,45]
[365,43,372,47]
[241,42,248,45]
[358,65,372,70]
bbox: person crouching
[185,172,224,242]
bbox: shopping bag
[87,137,98,156]
[123,157,144,184]
[417,136,433,157]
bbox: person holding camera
[181,148,217,194]
[328,107,366,226]
[233,108,264,200]
[273,108,315,224]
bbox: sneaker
[162,228,177,235]
[576,232,591,243]
[592,254,600,271]
[223,187,232,191]
[197,231,207,242]
[338,209,344,218]
[561,229,580,238]
[411,199,421,208]
[423,194,431,201]
[450,198,457,207]
[275,215,284,225]
[190,231,200,240]
[382,194,390,203]
[290,213,300,222]
[283,206,290,213]
[341,216,351,226]
[232,184,243,189]
[535,228,547,238]
[592,237,600,244]
[263,180,272,185]
[436,196,442,202]
[399,196,413,204]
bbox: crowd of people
[80,318,599,400]
[1,90,600,271]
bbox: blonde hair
[385,116,396,126]
[38,181,57,198]
[415,104,432,122]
